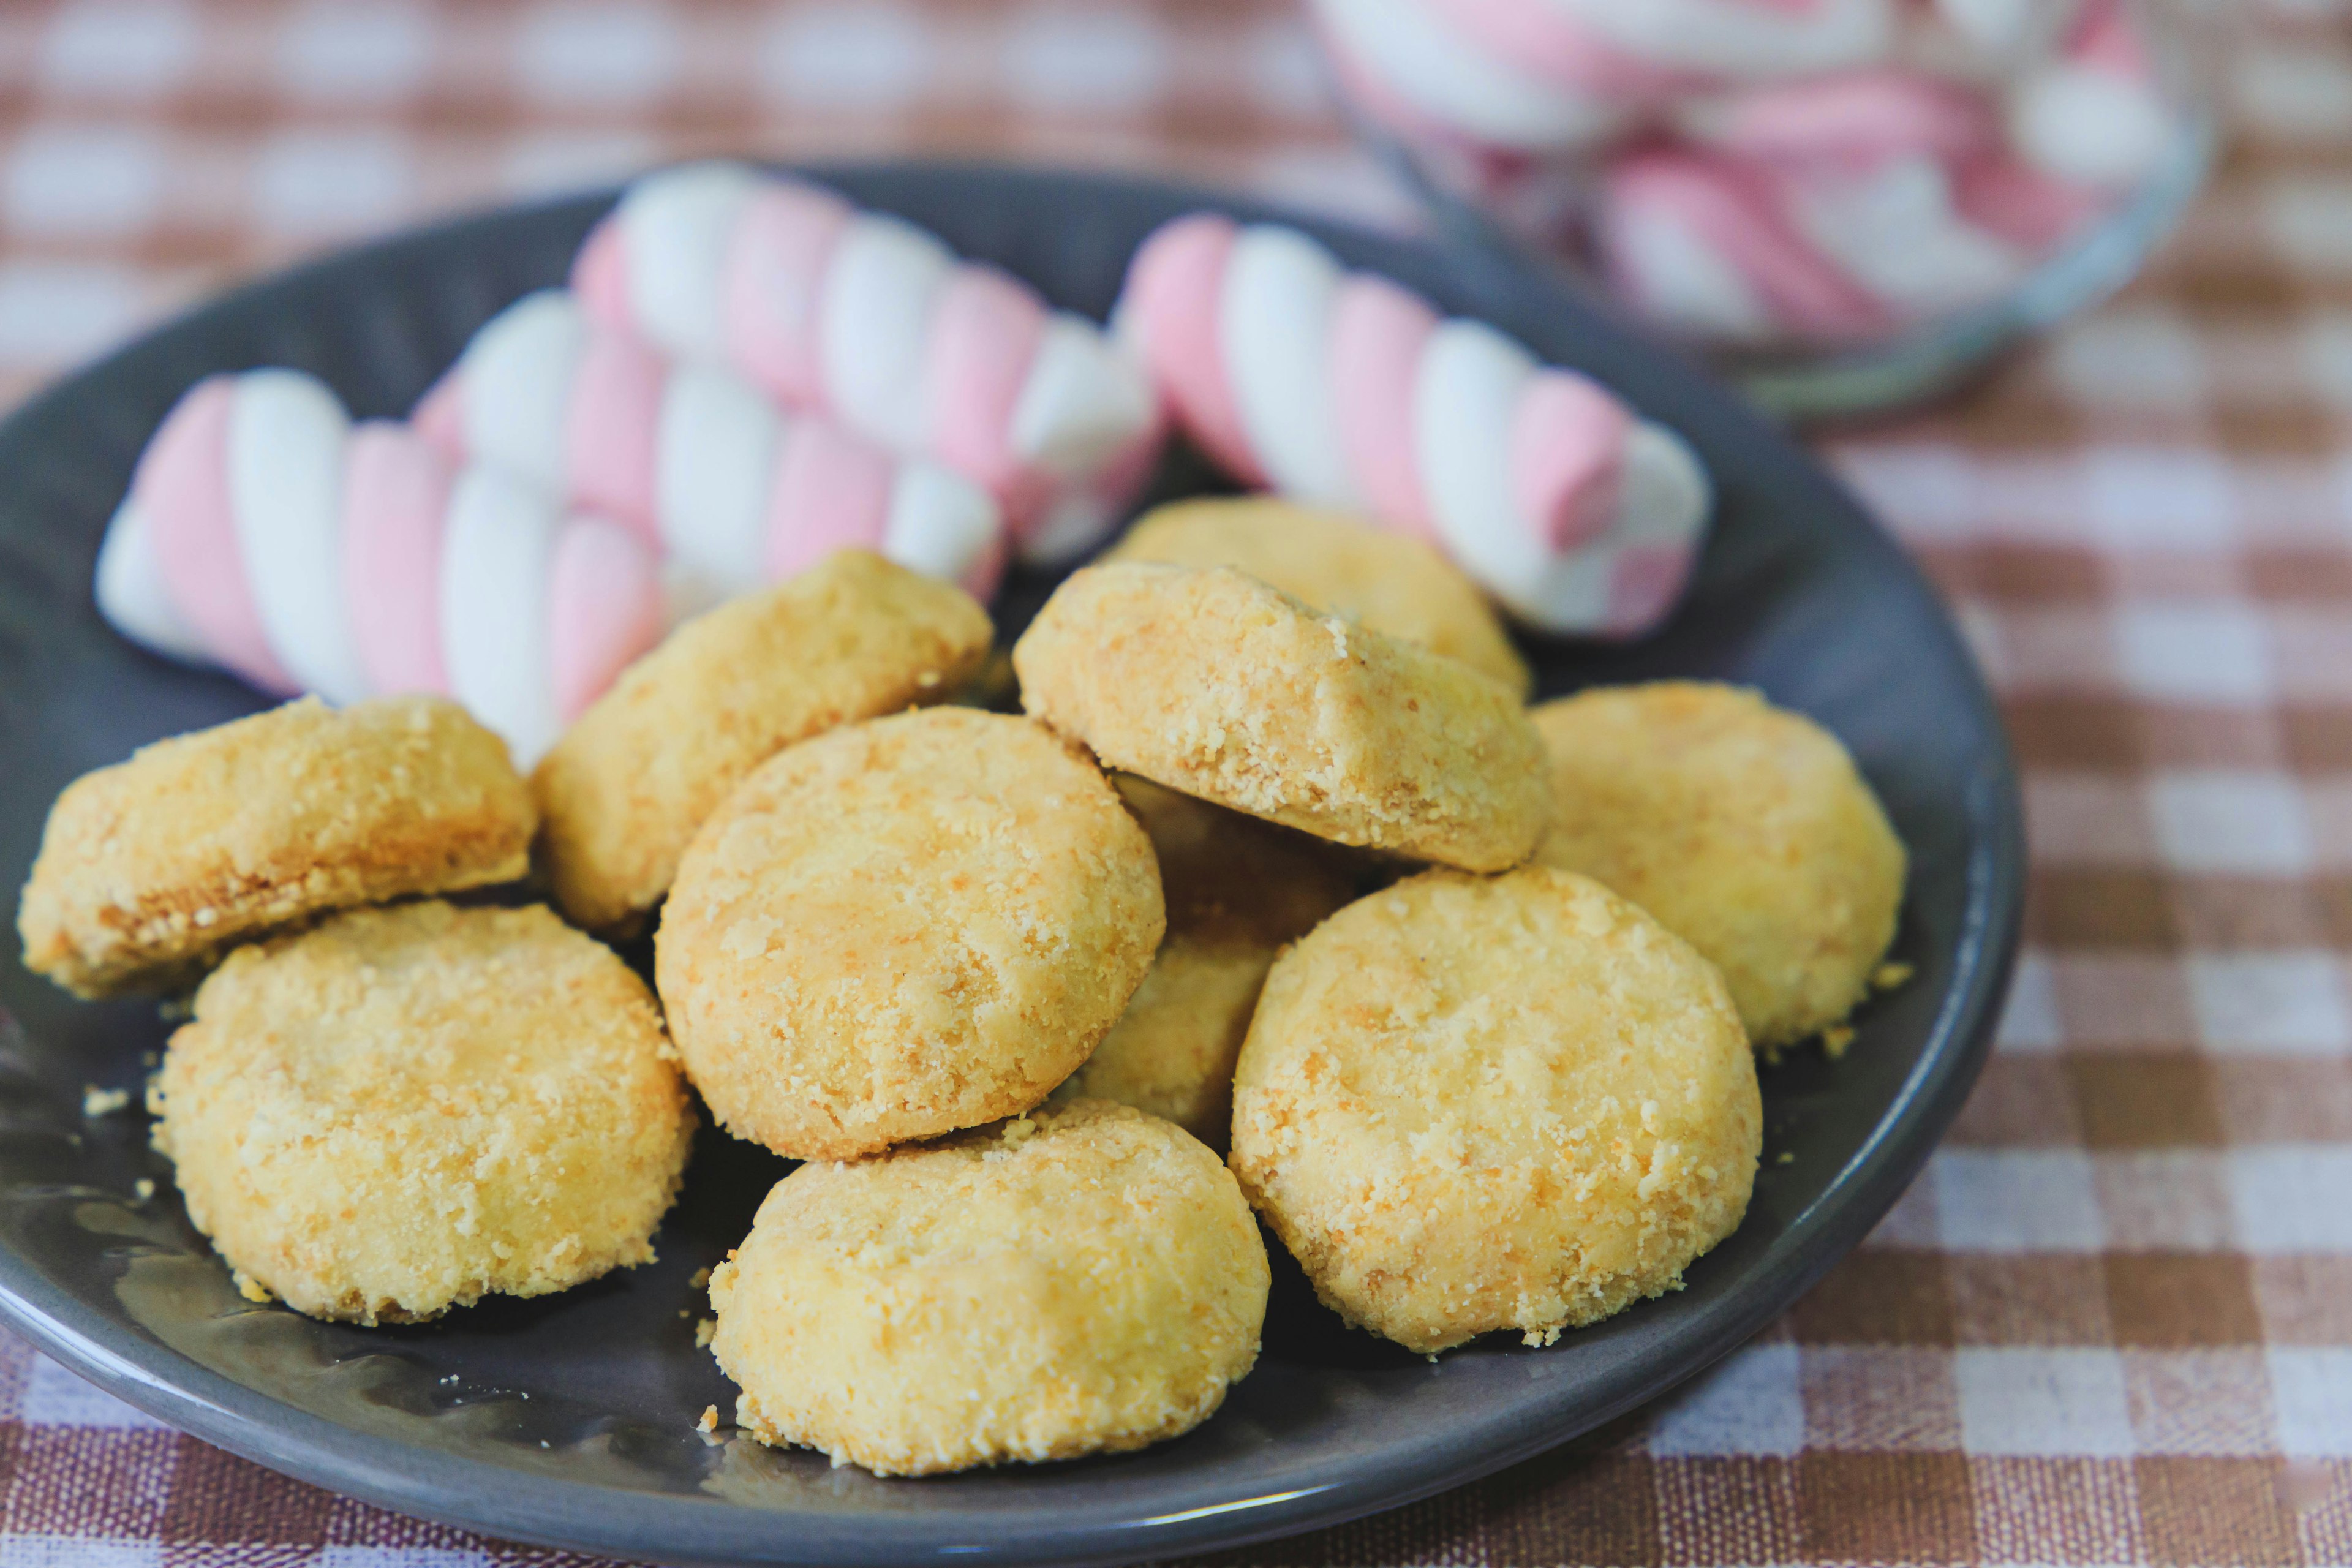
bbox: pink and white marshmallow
[412,290,1006,609]
[2007,0,2173,192]
[1116,214,1713,638]
[570,161,1158,562]
[1315,0,1901,159]
[94,370,663,765]
[1599,126,2082,347]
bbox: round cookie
[1531,682,1906,1049]
[1057,777,1355,1145]
[1013,562,1550,872]
[533,549,992,932]
[655,707,1163,1160]
[1109,497,1531,695]
[18,695,532,998]
[1230,866,1760,1354]
[151,900,694,1324]
[707,1099,1269,1476]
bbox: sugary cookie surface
[1109,497,1531,695]
[532,549,992,932]
[1231,865,1761,1353]
[1532,682,1906,1049]
[708,1098,1268,1476]
[1014,562,1550,871]
[17,695,532,997]
[655,707,1163,1160]
[151,900,693,1324]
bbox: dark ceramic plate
[0,164,2022,1567]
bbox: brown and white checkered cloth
[0,2,2345,1564]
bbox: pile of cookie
[18,499,1903,1479]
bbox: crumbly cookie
[655,707,1163,1160]
[18,695,532,998]
[1013,563,1550,871]
[1230,866,1760,1354]
[1532,682,1906,1049]
[151,900,693,1324]
[1109,497,1530,694]
[708,1098,1268,1476]
[533,549,992,932]
[1056,777,1354,1145]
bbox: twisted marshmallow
[96,370,663,766]
[1116,214,1712,638]
[2008,0,2173,192]
[1602,58,2109,349]
[1314,0,1899,158]
[413,290,1006,609]
[570,161,1159,560]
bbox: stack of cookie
[18,499,1906,1477]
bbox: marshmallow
[1312,0,1627,153]
[1600,151,1890,345]
[573,162,1159,561]
[1680,69,2002,168]
[1605,142,2034,342]
[1117,213,1712,637]
[1314,0,2179,355]
[99,371,664,764]
[1548,0,1898,81]
[2010,2,2174,191]
[415,289,1007,605]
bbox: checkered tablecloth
[0,2,2346,1565]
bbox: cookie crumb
[81,1085,130,1117]
[1775,1151,1795,1166]
[695,1317,716,1349]
[1873,961,1913,990]
[1822,1024,1856,1059]
[132,1178,155,1201]
[689,1266,712,1290]
[697,1405,718,1433]
[233,1271,273,1304]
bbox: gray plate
[0,164,2022,1567]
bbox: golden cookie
[533,550,991,932]
[18,696,531,998]
[1057,777,1354,1145]
[1109,497,1529,694]
[709,1099,1268,1476]
[655,707,1163,1160]
[151,900,693,1325]
[1231,866,1760,1354]
[1532,682,1906,1049]
[1014,563,1550,871]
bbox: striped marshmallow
[95,371,663,766]
[1115,213,1713,638]
[412,289,1008,610]
[570,160,1161,562]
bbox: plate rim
[0,159,2026,1568]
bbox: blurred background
[0,0,2323,420]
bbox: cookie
[1230,866,1760,1353]
[533,549,992,932]
[151,900,693,1324]
[1531,682,1906,1048]
[18,695,532,998]
[1056,777,1354,1144]
[655,707,1163,1159]
[1109,497,1530,693]
[1013,562,1550,871]
[708,1098,1268,1476]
